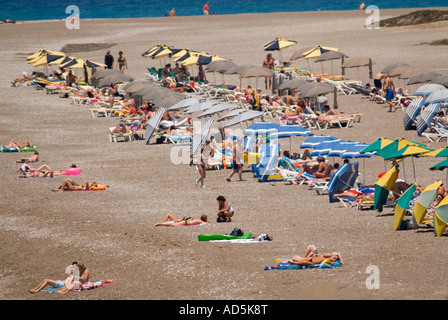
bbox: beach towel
[265,259,342,270]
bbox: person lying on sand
[52,178,109,192]
[289,244,344,266]
[154,213,209,227]
[14,151,39,164]
[21,163,56,178]
[4,140,33,149]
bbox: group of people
[104,50,128,73]
[370,72,399,112]
[166,2,213,17]
[153,195,235,226]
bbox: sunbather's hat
[281,69,285,73]
[317,156,325,161]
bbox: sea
[1,0,447,21]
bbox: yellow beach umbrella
[413,180,443,225]
[302,45,340,60]
[374,164,399,212]
[27,50,66,64]
[434,195,448,236]
[394,184,417,231]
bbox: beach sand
[1,8,448,302]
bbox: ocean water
[1,0,446,21]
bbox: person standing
[384,75,397,112]
[104,50,114,69]
[371,72,387,101]
[169,8,176,16]
[263,53,274,90]
[226,137,244,182]
[203,2,209,15]
[116,51,127,73]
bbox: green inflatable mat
[198,234,253,241]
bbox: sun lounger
[109,127,133,142]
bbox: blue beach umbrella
[425,89,448,105]
[270,125,313,139]
[243,121,279,136]
[328,162,359,203]
[326,141,358,157]
[300,135,337,149]
[403,97,426,130]
[414,83,446,97]
[416,103,441,136]
[310,139,343,157]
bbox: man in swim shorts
[384,75,396,112]
[371,72,387,101]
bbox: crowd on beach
[8,31,448,294]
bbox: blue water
[1,0,446,21]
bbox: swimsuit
[374,79,382,89]
[386,88,394,100]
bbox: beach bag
[257,233,273,241]
[229,228,244,237]
[217,216,228,223]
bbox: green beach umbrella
[422,146,448,158]
[359,138,394,154]
[413,180,443,225]
[430,158,448,187]
[374,164,399,212]
[394,184,417,231]
[434,195,448,237]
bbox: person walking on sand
[384,75,397,112]
[116,51,127,73]
[226,138,244,182]
[263,53,274,90]
[104,50,114,69]
[203,2,209,15]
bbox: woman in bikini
[116,51,127,73]
[263,53,275,90]
[289,244,344,266]
[153,213,209,227]
[215,195,234,222]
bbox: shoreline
[6,7,448,24]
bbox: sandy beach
[2,8,448,303]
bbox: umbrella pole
[331,60,334,76]
[412,156,416,182]
[363,158,366,185]
[402,159,406,182]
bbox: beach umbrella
[432,75,448,87]
[434,196,448,237]
[359,138,394,154]
[216,109,245,122]
[382,63,410,74]
[394,184,417,231]
[399,68,431,80]
[301,82,335,98]
[205,60,236,72]
[424,89,448,104]
[388,65,416,78]
[48,55,73,66]
[224,64,258,75]
[403,97,427,130]
[153,93,185,109]
[328,141,362,158]
[407,71,442,85]
[414,83,446,97]
[412,180,443,225]
[310,139,343,157]
[302,45,339,60]
[416,103,442,136]
[254,140,281,182]
[184,100,217,114]
[341,57,374,80]
[91,68,122,80]
[191,119,215,159]
[277,78,307,91]
[123,80,152,93]
[145,107,166,144]
[168,97,201,111]
[430,158,448,188]
[300,135,337,149]
[27,49,65,63]
[32,53,66,67]
[422,146,448,158]
[314,51,348,75]
[264,37,297,64]
[328,162,359,203]
[374,164,399,212]
[243,122,279,136]
[240,67,275,89]
[197,103,238,118]
[289,47,314,61]
[223,110,264,128]
[97,73,133,87]
[270,125,313,139]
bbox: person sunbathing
[296,156,327,179]
[14,151,39,164]
[52,179,108,192]
[289,244,344,266]
[111,123,130,135]
[11,71,37,86]
[153,213,209,227]
[166,125,193,136]
[21,163,56,178]
[4,140,33,149]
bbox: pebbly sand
[1,8,448,302]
